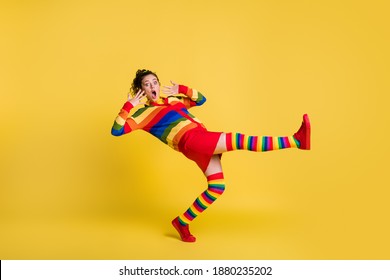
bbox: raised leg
[212,114,311,154]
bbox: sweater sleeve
[111,101,139,136]
[178,85,206,108]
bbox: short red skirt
[178,127,223,173]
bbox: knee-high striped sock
[178,172,225,226]
[226,132,300,152]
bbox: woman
[111,69,311,242]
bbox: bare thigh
[204,154,223,176]
[213,133,228,154]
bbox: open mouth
[152,91,157,99]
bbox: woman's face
[141,74,160,102]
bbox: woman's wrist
[178,85,189,94]
[123,100,134,112]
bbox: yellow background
[1,0,389,259]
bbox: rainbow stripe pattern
[226,133,300,152]
[261,136,300,151]
[111,86,206,151]
[178,172,225,225]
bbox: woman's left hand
[162,80,179,96]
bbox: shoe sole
[303,114,311,150]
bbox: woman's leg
[172,155,226,242]
[171,115,310,242]
[213,114,311,154]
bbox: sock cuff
[207,172,224,181]
[225,133,233,151]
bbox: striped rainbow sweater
[111,85,207,151]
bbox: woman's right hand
[128,89,146,107]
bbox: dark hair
[130,69,159,96]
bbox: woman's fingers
[136,90,145,99]
[163,86,176,94]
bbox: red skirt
[178,127,223,173]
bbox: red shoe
[293,114,311,150]
[172,217,196,242]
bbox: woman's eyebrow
[143,78,157,84]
